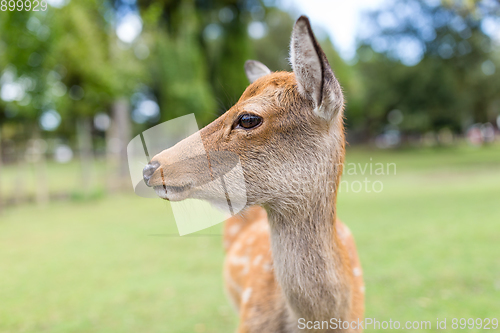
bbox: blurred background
[0,0,499,332]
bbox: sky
[279,0,388,59]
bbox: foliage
[1,0,500,144]
[0,0,143,145]
[352,0,500,138]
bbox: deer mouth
[153,183,192,201]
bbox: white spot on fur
[246,235,255,244]
[230,255,249,266]
[253,255,263,266]
[230,255,250,276]
[228,224,241,236]
[242,287,252,304]
[263,262,273,272]
[336,227,346,240]
[353,267,362,277]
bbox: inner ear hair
[245,60,272,83]
[290,16,343,120]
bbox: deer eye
[237,114,262,129]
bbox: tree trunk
[0,124,3,213]
[14,143,25,205]
[77,117,94,198]
[107,99,131,192]
[32,127,49,206]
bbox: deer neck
[265,152,351,324]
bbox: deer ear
[244,60,272,83]
[290,16,343,121]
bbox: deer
[142,16,364,333]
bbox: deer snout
[143,161,160,186]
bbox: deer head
[143,16,345,213]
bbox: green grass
[338,145,500,329]
[1,144,500,332]
[0,196,235,333]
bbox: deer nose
[143,161,160,185]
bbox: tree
[0,0,144,200]
[353,0,500,139]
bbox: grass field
[1,145,499,332]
